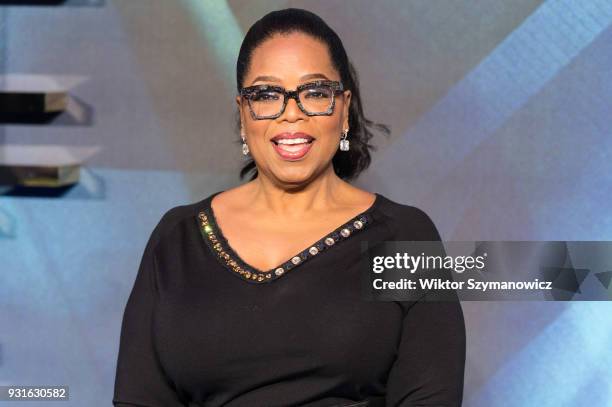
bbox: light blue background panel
[1,1,611,406]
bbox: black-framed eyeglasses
[238,80,345,120]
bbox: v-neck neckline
[196,190,382,284]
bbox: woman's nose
[280,96,306,121]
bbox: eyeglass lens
[248,85,334,118]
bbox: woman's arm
[384,206,466,406]
[113,219,185,407]
[384,292,466,406]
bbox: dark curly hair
[235,8,390,182]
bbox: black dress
[113,190,465,407]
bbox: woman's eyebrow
[250,73,331,85]
[250,75,280,84]
[300,73,330,81]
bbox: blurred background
[1,0,611,405]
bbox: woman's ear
[342,90,352,129]
[236,96,246,135]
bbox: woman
[113,8,465,407]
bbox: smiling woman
[234,9,390,182]
[113,7,465,407]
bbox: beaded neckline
[197,191,380,284]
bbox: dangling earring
[339,128,350,151]
[241,135,250,156]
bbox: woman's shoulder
[376,193,442,241]
[145,191,221,248]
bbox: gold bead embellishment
[197,207,373,284]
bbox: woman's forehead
[245,33,338,85]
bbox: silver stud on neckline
[198,209,373,283]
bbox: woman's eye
[253,92,280,101]
[304,88,331,99]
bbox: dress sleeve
[112,221,185,407]
[384,208,466,406]
[384,292,466,406]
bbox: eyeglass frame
[238,80,346,120]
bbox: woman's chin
[270,166,317,184]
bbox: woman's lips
[271,139,314,161]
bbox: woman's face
[237,32,352,186]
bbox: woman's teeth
[273,138,313,152]
[271,137,314,160]
[275,138,312,145]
